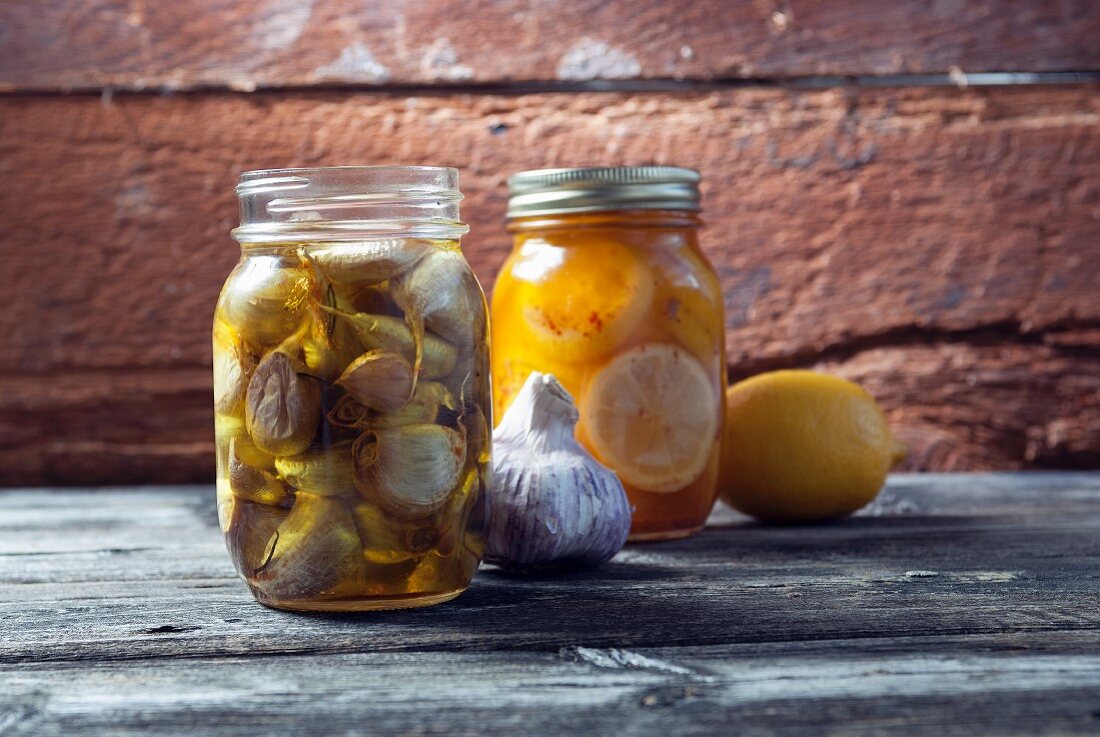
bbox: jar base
[627,524,705,543]
[254,587,468,613]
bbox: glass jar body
[214,168,488,611]
[492,211,725,540]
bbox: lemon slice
[516,240,653,362]
[581,344,719,493]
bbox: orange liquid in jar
[492,211,726,540]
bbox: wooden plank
[0,85,1098,482]
[2,0,1100,92]
[1,476,1099,735]
[1,476,1097,665]
[4,636,1100,736]
[0,370,214,486]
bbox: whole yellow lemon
[718,370,906,523]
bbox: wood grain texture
[2,0,1099,92]
[1,85,1097,483]
[1,475,1099,735]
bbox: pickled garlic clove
[347,502,423,595]
[245,350,322,457]
[368,381,456,428]
[308,240,432,287]
[430,468,480,558]
[229,438,295,507]
[225,499,288,577]
[404,553,472,596]
[328,394,372,429]
[299,314,363,383]
[249,493,363,601]
[349,283,401,316]
[327,381,455,430]
[216,476,234,533]
[335,350,415,413]
[216,414,276,470]
[274,446,357,498]
[219,260,310,350]
[352,502,437,564]
[392,249,486,347]
[321,306,457,379]
[213,324,256,415]
[294,248,366,382]
[352,424,466,519]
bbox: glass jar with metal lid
[213,166,490,610]
[492,166,726,540]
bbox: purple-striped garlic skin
[485,372,631,572]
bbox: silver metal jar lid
[506,166,701,218]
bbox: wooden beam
[0,85,1097,481]
[2,1,1099,92]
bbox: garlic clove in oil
[229,438,294,507]
[352,501,438,564]
[220,259,310,351]
[327,381,455,430]
[352,424,466,519]
[245,350,322,457]
[370,381,456,428]
[300,310,363,383]
[216,414,276,470]
[327,394,372,429]
[486,372,631,572]
[309,240,431,287]
[274,446,357,498]
[392,249,486,346]
[322,306,457,379]
[294,248,366,382]
[225,499,288,577]
[213,323,256,415]
[335,350,415,413]
[249,493,363,601]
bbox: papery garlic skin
[245,351,322,457]
[486,372,631,571]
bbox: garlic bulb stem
[494,373,578,454]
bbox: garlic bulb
[486,372,631,571]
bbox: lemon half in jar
[513,240,654,363]
[581,343,719,493]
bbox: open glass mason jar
[493,167,725,541]
[213,167,490,611]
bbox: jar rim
[233,166,468,243]
[236,166,460,195]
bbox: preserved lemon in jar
[213,167,490,611]
[493,167,725,540]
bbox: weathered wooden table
[2,473,1098,735]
